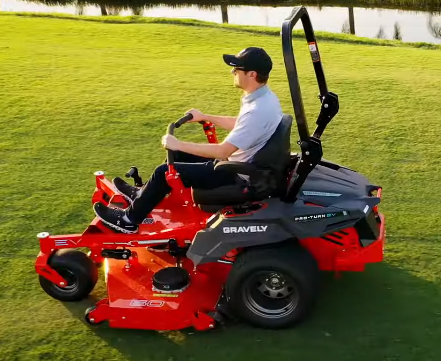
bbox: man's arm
[201,115,236,131]
[177,140,238,160]
[162,134,238,160]
[186,109,236,131]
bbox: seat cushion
[191,182,252,206]
[197,204,228,213]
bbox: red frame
[35,122,386,331]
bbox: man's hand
[186,108,205,122]
[161,134,181,151]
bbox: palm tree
[131,6,143,16]
[393,22,402,40]
[428,14,441,38]
[341,20,350,34]
[106,6,121,15]
[376,26,386,39]
[348,7,355,34]
[221,4,228,24]
[75,1,84,15]
[100,4,107,16]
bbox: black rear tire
[226,243,320,329]
[39,249,98,302]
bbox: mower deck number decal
[130,300,165,307]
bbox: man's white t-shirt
[225,84,283,163]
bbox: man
[93,47,283,233]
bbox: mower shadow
[63,263,441,361]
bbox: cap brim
[223,54,243,67]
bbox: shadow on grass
[63,263,441,361]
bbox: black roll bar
[281,6,339,202]
[282,6,329,141]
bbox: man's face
[231,67,250,89]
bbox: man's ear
[249,71,258,79]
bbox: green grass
[1,13,441,361]
[3,12,441,49]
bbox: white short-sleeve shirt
[225,84,283,163]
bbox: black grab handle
[166,123,176,166]
[167,113,194,166]
[174,113,194,128]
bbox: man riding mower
[34,6,385,331]
[92,45,282,234]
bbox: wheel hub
[267,274,284,289]
[53,269,79,293]
[242,270,299,319]
[261,273,289,298]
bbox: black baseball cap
[223,47,272,75]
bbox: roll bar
[281,6,339,202]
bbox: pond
[2,0,441,44]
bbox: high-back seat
[191,114,293,211]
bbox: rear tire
[39,249,98,302]
[226,243,320,329]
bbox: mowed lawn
[0,13,441,361]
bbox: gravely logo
[223,225,268,233]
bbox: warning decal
[308,42,320,62]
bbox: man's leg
[172,150,213,164]
[112,150,213,205]
[126,161,238,223]
[93,161,238,232]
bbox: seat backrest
[191,114,293,206]
[250,114,293,193]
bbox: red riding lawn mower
[35,6,386,331]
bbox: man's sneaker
[113,177,141,205]
[93,202,138,234]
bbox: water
[2,0,441,44]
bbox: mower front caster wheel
[39,249,99,302]
[84,306,104,326]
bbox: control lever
[125,166,143,187]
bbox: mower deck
[87,248,230,331]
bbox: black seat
[192,114,293,211]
